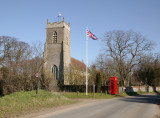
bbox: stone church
[43,17,86,88]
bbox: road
[34,94,159,118]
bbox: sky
[0,0,160,66]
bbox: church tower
[43,17,71,85]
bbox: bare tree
[0,36,33,94]
[0,36,31,69]
[103,30,152,86]
[134,54,160,86]
[88,65,97,86]
[0,36,52,94]
[95,54,119,85]
[68,65,85,85]
[65,64,86,92]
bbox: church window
[52,65,58,80]
[52,31,57,43]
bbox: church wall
[63,26,71,84]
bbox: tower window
[52,65,58,80]
[52,31,57,43]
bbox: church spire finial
[58,14,62,23]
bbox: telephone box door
[109,77,117,94]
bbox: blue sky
[0,0,160,66]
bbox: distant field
[0,90,74,118]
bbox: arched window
[52,31,57,43]
[52,65,58,80]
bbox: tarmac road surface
[34,94,159,118]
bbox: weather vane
[58,14,62,23]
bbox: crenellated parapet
[47,17,70,31]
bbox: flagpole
[86,27,88,96]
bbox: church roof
[71,58,86,70]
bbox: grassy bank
[0,90,74,118]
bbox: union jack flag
[87,29,98,40]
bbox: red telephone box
[109,77,117,95]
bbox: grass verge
[0,90,74,118]
[63,92,116,99]
[63,91,159,99]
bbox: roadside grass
[63,91,159,99]
[63,92,116,99]
[62,92,137,99]
[0,90,74,118]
